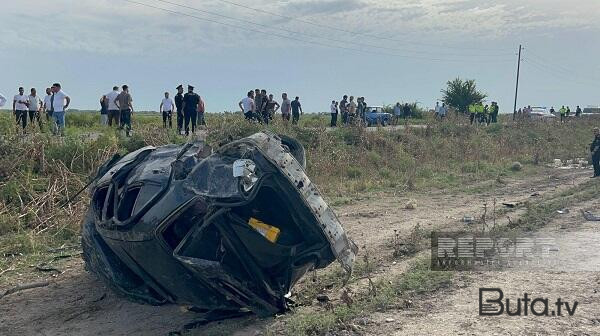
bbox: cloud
[1,0,599,55]
[279,0,366,16]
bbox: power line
[526,49,600,82]
[209,0,507,52]
[124,0,514,63]
[153,0,510,58]
[522,59,596,87]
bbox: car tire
[279,134,306,169]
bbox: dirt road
[0,167,596,336]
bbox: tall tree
[441,78,487,114]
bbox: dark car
[365,106,392,126]
[82,132,357,318]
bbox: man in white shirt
[105,86,120,127]
[27,88,43,130]
[330,100,338,127]
[281,93,292,123]
[13,87,30,132]
[160,92,174,129]
[50,83,71,136]
[43,88,53,121]
[239,90,255,121]
[0,93,6,107]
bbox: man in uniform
[483,104,490,125]
[559,106,567,123]
[591,127,600,178]
[491,102,500,124]
[469,103,476,125]
[182,85,200,136]
[475,102,484,124]
[175,85,185,134]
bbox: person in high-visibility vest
[559,106,567,123]
[469,104,476,125]
[476,102,484,124]
[483,104,490,125]
[491,102,499,123]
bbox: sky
[1,0,599,113]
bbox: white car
[528,106,556,120]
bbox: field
[0,110,599,335]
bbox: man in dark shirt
[591,127,600,178]
[340,95,348,125]
[174,85,184,134]
[259,89,269,123]
[264,94,280,125]
[291,96,303,125]
[182,85,200,136]
[402,103,411,119]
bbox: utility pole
[513,44,522,118]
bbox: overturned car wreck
[82,132,357,317]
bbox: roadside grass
[0,111,597,284]
[267,179,600,336]
[277,257,452,336]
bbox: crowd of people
[101,84,205,137]
[468,101,500,125]
[516,105,583,123]
[239,89,303,125]
[6,83,70,136]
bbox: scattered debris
[502,202,521,208]
[34,264,62,274]
[0,281,50,300]
[552,158,591,170]
[582,210,600,221]
[405,199,417,210]
[356,317,372,326]
[462,215,475,223]
[316,294,330,303]
[341,288,354,307]
[557,209,570,214]
[0,267,15,277]
[531,192,541,197]
[510,162,523,172]
[82,132,357,319]
[385,318,396,323]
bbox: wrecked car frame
[82,132,357,317]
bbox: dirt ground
[1,167,597,336]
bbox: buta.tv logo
[479,288,578,316]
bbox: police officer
[591,128,600,178]
[174,85,184,134]
[469,103,476,125]
[559,106,567,123]
[474,102,484,124]
[182,85,200,136]
[483,104,490,125]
